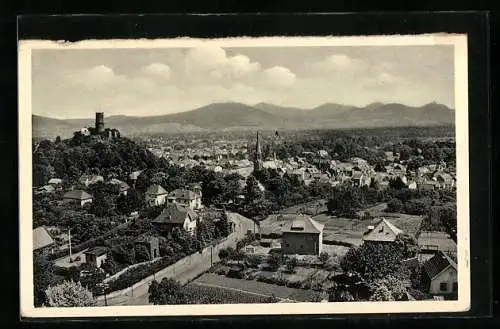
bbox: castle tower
[95,112,105,133]
[254,131,263,171]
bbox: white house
[79,174,104,187]
[145,184,168,206]
[167,188,202,210]
[84,246,108,268]
[423,251,458,296]
[362,218,403,243]
[63,190,93,207]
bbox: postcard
[19,34,470,317]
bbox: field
[259,203,424,247]
[184,282,277,304]
[191,273,321,302]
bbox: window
[452,282,458,292]
[440,282,447,291]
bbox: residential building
[35,185,56,195]
[84,246,108,268]
[145,184,168,206]
[63,190,93,206]
[281,214,324,256]
[48,178,63,186]
[418,231,457,253]
[362,218,403,244]
[129,170,143,182]
[79,174,104,187]
[108,178,130,196]
[152,203,198,235]
[135,235,160,260]
[423,251,458,296]
[33,226,55,253]
[167,188,202,210]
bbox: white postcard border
[18,34,470,318]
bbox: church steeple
[254,131,263,171]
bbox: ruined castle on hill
[78,112,121,140]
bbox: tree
[45,280,95,307]
[386,198,404,213]
[285,256,298,273]
[33,254,58,307]
[389,177,407,190]
[369,275,410,301]
[244,175,264,203]
[319,251,330,263]
[340,242,406,282]
[135,243,151,262]
[368,282,395,301]
[148,278,191,305]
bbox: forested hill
[33,135,161,187]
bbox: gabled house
[48,178,63,186]
[362,218,404,244]
[167,188,202,210]
[79,174,104,187]
[33,226,55,254]
[129,170,143,182]
[423,251,458,296]
[281,214,324,256]
[145,184,168,206]
[63,190,93,206]
[152,203,198,236]
[108,178,130,196]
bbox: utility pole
[68,228,72,263]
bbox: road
[96,212,257,306]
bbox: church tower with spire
[254,131,263,171]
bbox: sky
[31,44,455,119]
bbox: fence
[96,214,253,303]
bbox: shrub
[319,251,330,263]
[45,280,95,307]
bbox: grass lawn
[192,273,320,302]
[259,205,423,247]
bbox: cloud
[184,45,261,80]
[140,63,171,80]
[311,53,366,72]
[363,71,405,90]
[65,65,127,89]
[263,66,296,86]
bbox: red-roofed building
[281,214,324,255]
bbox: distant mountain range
[32,101,455,138]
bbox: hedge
[106,255,180,292]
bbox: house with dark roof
[33,226,55,253]
[152,203,198,236]
[281,214,324,255]
[108,178,130,196]
[167,188,202,210]
[63,190,93,206]
[423,251,457,297]
[145,184,168,206]
[84,246,108,268]
[362,218,404,244]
